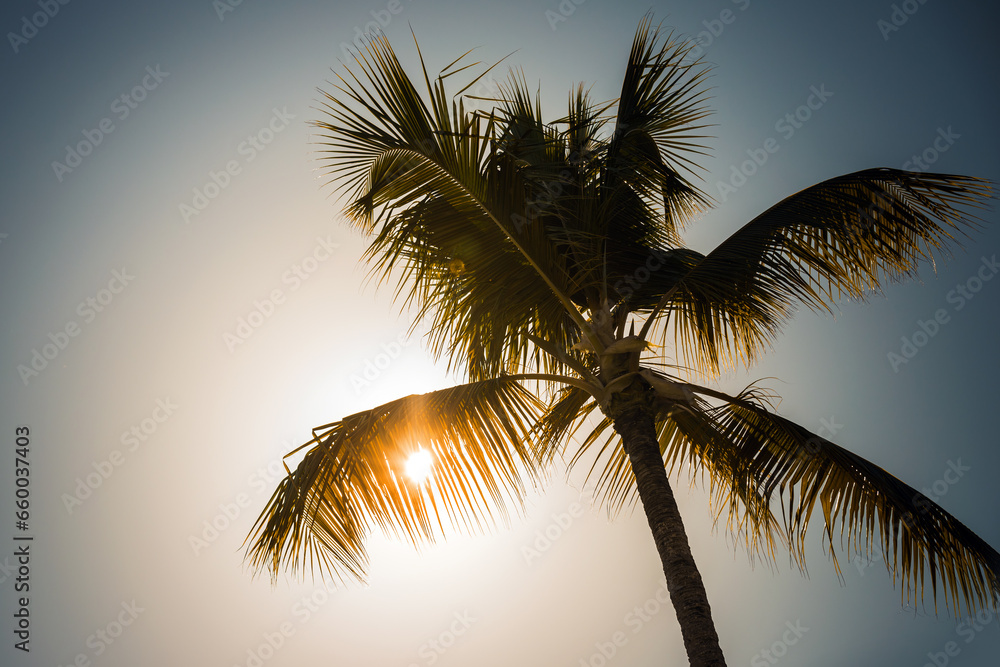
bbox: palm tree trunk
[610,385,727,667]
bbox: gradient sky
[2,1,999,666]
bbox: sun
[404,449,433,485]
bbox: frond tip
[660,168,993,375]
[244,377,547,583]
[689,384,1000,616]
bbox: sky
[1,0,999,665]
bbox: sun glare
[405,449,434,484]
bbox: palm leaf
[683,381,1000,616]
[565,373,783,565]
[532,383,601,465]
[244,377,547,582]
[313,34,600,378]
[602,15,715,244]
[562,368,1000,614]
[648,168,992,374]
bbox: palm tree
[245,17,999,666]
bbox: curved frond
[568,371,783,564]
[245,377,547,582]
[687,382,1000,616]
[603,15,715,243]
[313,34,595,379]
[654,168,992,374]
[533,383,600,466]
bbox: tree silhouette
[246,17,999,666]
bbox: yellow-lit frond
[245,377,547,582]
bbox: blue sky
[1,0,999,665]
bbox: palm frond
[313,33,606,378]
[651,168,992,375]
[245,377,547,582]
[277,20,1000,629]
[567,372,783,565]
[603,15,715,243]
[532,384,600,466]
[684,381,1000,616]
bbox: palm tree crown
[245,16,998,666]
